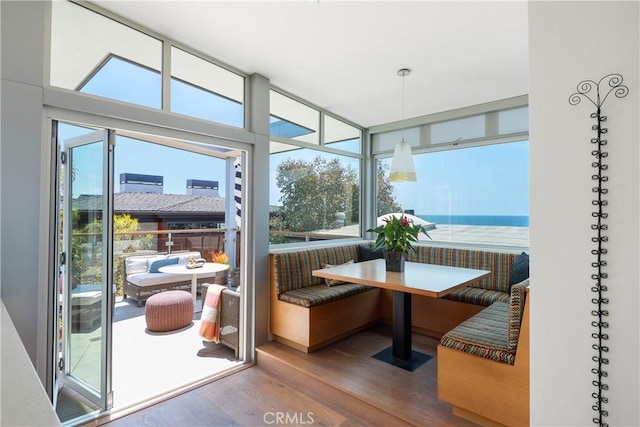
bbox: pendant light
[389,68,417,182]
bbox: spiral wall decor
[569,73,628,427]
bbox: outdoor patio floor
[57,293,243,423]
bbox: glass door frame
[48,111,254,420]
[59,125,114,411]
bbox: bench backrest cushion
[125,256,152,275]
[407,246,519,293]
[507,279,529,350]
[148,257,179,273]
[272,245,360,295]
[167,251,202,265]
[124,251,202,276]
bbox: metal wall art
[569,73,628,427]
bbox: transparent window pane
[431,115,485,144]
[79,56,161,108]
[270,91,319,144]
[269,141,360,244]
[499,107,529,134]
[171,47,244,127]
[51,1,162,109]
[372,128,420,153]
[323,116,361,154]
[376,141,529,247]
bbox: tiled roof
[74,193,226,214]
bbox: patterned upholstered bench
[438,281,530,426]
[401,247,527,338]
[270,243,381,352]
[270,243,528,352]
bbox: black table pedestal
[372,290,432,372]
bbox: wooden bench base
[270,287,381,353]
[380,289,485,338]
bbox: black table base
[372,290,432,372]
[372,346,432,372]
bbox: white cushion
[125,257,151,275]
[167,251,202,265]
[127,271,216,287]
[70,285,102,306]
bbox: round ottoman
[145,290,193,332]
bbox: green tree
[376,161,403,216]
[80,214,153,294]
[276,156,358,232]
[113,213,153,252]
[274,156,401,235]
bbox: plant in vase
[367,215,431,272]
[207,250,229,265]
[207,250,230,285]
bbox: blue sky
[387,141,529,216]
[114,138,225,195]
[63,57,529,216]
[61,126,529,217]
[59,123,226,197]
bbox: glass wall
[50,1,162,108]
[372,104,529,248]
[268,91,363,245]
[171,47,244,127]
[269,143,360,244]
[270,90,320,143]
[50,1,245,127]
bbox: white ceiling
[91,1,529,129]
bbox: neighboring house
[74,192,227,254]
[73,192,226,230]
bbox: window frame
[49,0,248,130]
[369,96,530,251]
[268,87,365,248]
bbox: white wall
[0,0,50,380]
[529,2,639,426]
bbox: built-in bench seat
[270,242,528,352]
[438,281,529,426]
[401,247,527,338]
[270,243,381,353]
[278,283,375,308]
[440,301,515,364]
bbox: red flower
[367,214,431,254]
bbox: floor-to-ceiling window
[372,102,530,249]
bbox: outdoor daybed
[122,251,225,306]
[270,242,528,352]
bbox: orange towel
[199,284,226,342]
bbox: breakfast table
[313,259,490,371]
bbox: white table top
[312,259,490,298]
[159,262,229,275]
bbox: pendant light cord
[398,68,411,142]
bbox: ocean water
[418,214,529,227]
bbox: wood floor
[102,324,476,426]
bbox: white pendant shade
[389,139,416,182]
